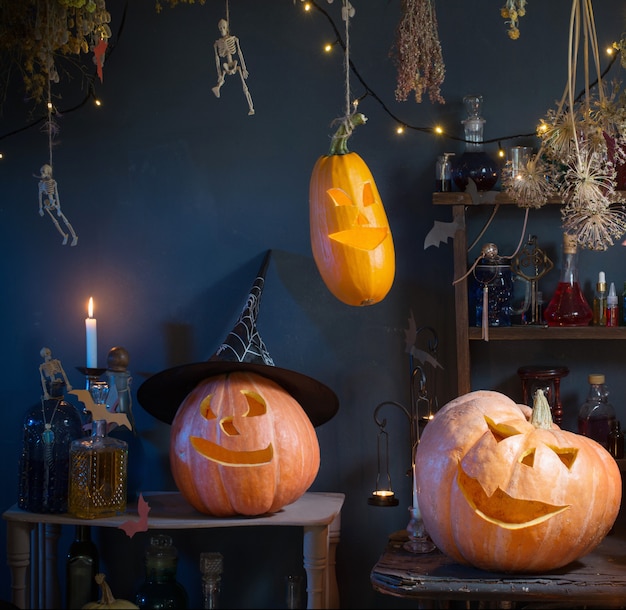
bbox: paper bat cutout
[424,217,463,249]
[70,389,132,431]
[118,493,151,538]
[404,312,443,370]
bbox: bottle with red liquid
[543,233,592,326]
[578,374,616,450]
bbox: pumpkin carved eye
[199,391,267,436]
[485,416,578,470]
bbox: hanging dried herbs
[391,0,445,104]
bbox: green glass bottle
[66,525,99,609]
[135,534,189,609]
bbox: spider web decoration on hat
[137,249,339,428]
[211,250,274,365]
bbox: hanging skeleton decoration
[36,164,78,246]
[212,18,255,116]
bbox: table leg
[303,524,328,609]
[327,512,341,609]
[44,523,61,609]
[6,520,32,609]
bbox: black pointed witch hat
[137,250,339,428]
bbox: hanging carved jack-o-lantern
[170,371,320,517]
[309,113,395,306]
[415,389,621,573]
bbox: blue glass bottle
[18,379,83,513]
[135,535,189,609]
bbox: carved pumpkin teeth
[457,465,570,529]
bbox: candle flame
[88,297,94,318]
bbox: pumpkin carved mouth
[326,186,389,250]
[456,415,573,529]
[457,467,570,529]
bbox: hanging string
[343,0,351,122]
[225,0,229,24]
[45,0,53,169]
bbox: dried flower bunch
[0,0,112,106]
[391,0,445,105]
[502,1,626,251]
[501,1,527,40]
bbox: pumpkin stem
[94,572,116,606]
[530,389,554,430]
[328,112,368,155]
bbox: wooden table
[4,491,344,610]
[371,522,626,608]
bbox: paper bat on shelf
[70,389,132,431]
[118,494,151,538]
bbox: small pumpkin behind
[309,113,395,307]
[415,389,622,573]
[82,573,139,609]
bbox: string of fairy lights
[0,0,621,158]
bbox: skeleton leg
[238,68,255,115]
[44,207,69,245]
[59,210,78,246]
[213,72,226,98]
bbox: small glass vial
[544,233,593,327]
[608,420,624,459]
[68,419,128,519]
[199,552,223,610]
[135,535,189,609]
[577,374,617,450]
[18,379,83,513]
[607,282,619,327]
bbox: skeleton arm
[214,41,224,79]
[234,37,249,79]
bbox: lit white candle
[85,297,98,368]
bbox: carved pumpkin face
[415,390,621,572]
[170,371,320,517]
[309,151,395,306]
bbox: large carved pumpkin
[170,371,320,517]
[309,113,395,306]
[415,389,622,572]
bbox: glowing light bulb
[434,125,443,135]
[396,125,405,135]
[323,43,333,53]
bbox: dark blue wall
[1,1,625,608]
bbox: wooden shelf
[433,189,626,395]
[468,326,626,340]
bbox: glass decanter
[452,94,499,192]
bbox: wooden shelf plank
[468,326,626,340]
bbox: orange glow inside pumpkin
[457,416,575,529]
[190,389,273,466]
[326,184,389,250]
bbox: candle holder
[367,325,440,554]
[76,366,107,390]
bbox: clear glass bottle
[135,534,189,609]
[578,374,617,449]
[66,525,99,609]
[435,153,454,192]
[543,233,593,327]
[68,419,128,519]
[452,95,499,192]
[18,379,83,513]
[199,552,223,610]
